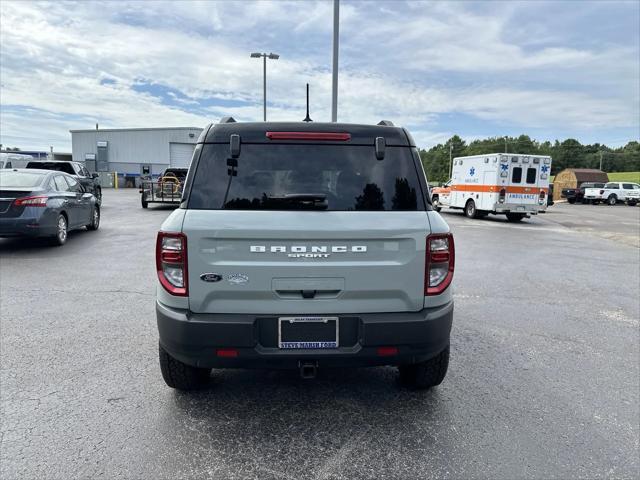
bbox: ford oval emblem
[200,273,223,283]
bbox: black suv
[26,161,102,206]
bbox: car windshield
[0,171,46,188]
[188,144,425,211]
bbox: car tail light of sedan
[14,196,48,207]
[425,233,455,295]
[156,231,188,296]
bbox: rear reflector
[377,346,398,356]
[217,349,238,358]
[266,132,351,141]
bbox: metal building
[70,127,203,185]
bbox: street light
[250,52,279,121]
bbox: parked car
[583,182,640,205]
[626,188,639,206]
[561,182,605,204]
[0,169,100,245]
[0,152,34,169]
[156,120,454,390]
[26,160,102,206]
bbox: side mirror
[92,173,99,179]
[375,137,386,160]
[230,134,241,158]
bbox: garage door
[169,143,196,168]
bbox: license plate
[278,317,338,349]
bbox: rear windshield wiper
[265,193,328,210]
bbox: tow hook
[299,361,318,379]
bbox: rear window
[526,167,536,184]
[26,162,75,175]
[188,144,425,211]
[0,171,46,188]
[604,182,618,189]
[512,167,522,183]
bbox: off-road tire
[159,344,211,390]
[87,207,100,231]
[506,212,525,222]
[52,214,68,246]
[628,201,638,206]
[399,345,449,390]
[568,198,576,204]
[607,195,617,206]
[141,194,148,209]
[464,199,478,219]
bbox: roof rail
[219,116,237,124]
[377,120,394,126]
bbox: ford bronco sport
[156,119,454,390]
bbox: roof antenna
[303,83,312,122]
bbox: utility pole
[504,137,508,153]
[449,142,453,178]
[331,0,340,122]
[599,150,603,171]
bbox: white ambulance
[431,153,552,221]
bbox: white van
[0,153,34,169]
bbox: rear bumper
[494,203,546,214]
[157,301,453,369]
[0,217,55,237]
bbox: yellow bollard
[114,171,118,189]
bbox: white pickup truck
[583,182,640,205]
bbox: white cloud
[0,0,638,151]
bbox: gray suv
[156,120,454,390]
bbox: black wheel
[628,201,637,206]
[141,194,148,209]
[568,198,576,204]
[159,344,211,390]
[52,214,68,246]
[607,195,617,206]
[95,188,102,206]
[87,207,100,231]
[432,196,442,212]
[506,213,525,222]
[399,345,449,390]
[464,200,478,219]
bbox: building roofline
[69,127,203,133]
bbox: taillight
[498,188,506,203]
[425,233,455,296]
[14,196,48,207]
[156,232,188,296]
[539,189,546,205]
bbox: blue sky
[0,0,638,151]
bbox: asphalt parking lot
[1,190,638,479]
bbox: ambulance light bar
[522,157,530,163]
[533,158,540,164]
[544,158,551,164]
[511,157,518,163]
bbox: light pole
[331,0,340,122]
[250,52,279,121]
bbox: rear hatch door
[184,141,430,315]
